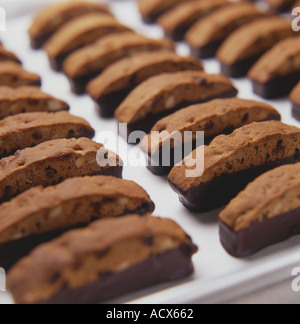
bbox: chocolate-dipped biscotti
[185,2,269,59]
[217,17,295,78]
[0,62,41,88]
[28,1,111,49]
[115,71,237,142]
[290,82,300,120]
[169,121,300,212]
[7,215,197,304]
[44,13,131,71]
[87,51,203,117]
[249,37,300,98]
[0,86,69,119]
[0,112,94,158]
[0,176,155,270]
[219,163,300,257]
[0,138,122,203]
[141,98,281,176]
[64,32,175,94]
[0,45,21,64]
[157,0,228,41]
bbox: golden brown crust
[0,86,69,119]
[217,17,295,64]
[28,1,110,42]
[157,0,228,34]
[0,111,95,158]
[0,62,41,88]
[63,32,175,78]
[0,176,154,244]
[139,0,186,20]
[115,71,237,124]
[185,2,269,48]
[0,138,122,202]
[168,121,300,191]
[248,37,300,83]
[44,13,130,59]
[87,51,203,99]
[219,163,300,232]
[8,215,192,305]
[141,98,280,154]
[0,45,21,64]
[290,82,300,106]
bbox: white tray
[0,0,300,304]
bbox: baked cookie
[0,138,122,203]
[290,82,300,120]
[265,0,296,12]
[28,1,111,49]
[169,121,300,212]
[63,32,175,94]
[87,51,203,117]
[7,215,197,304]
[217,17,295,78]
[44,13,131,71]
[141,98,281,176]
[0,86,69,119]
[157,0,228,41]
[0,62,41,88]
[0,111,95,158]
[0,45,21,64]
[185,2,270,59]
[249,37,300,99]
[0,176,155,270]
[115,71,238,142]
[139,0,188,23]
[219,163,300,257]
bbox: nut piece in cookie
[141,98,281,176]
[0,138,123,203]
[28,1,111,49]
[0,45,21,64]
[0,62,41,88]
[87,51,203,117]
[115,71,238,142]
[0,176,155,270]
[7,215,197,304]
[217,17,296,78]
[219,163,300,257]
[185,2,270,59]
[168,121,300,212]
[157,0,228,41]
[0,111,95,158]
[44,13,131,71]
[290,82,300,120]
[138,0,187,23]
[0,86,69,119]
[64,32,175,94]
[249,37,300,99]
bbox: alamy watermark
[292,7,300,32]
[0,268,5,292]
[292,268,300,292]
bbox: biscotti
[217,17,295,78]
[64,32,175,94]
[219,163,300,257]
[28,1,111,49]
[265,0,296,11]
[0,86,69,119]
[290,82,300,120]
[44,13,131,71]
[7,215,197,304]
[141,98,281,176]
[0,45,21,64]
[185,2,270,58]
[139,0,187,23]
[249,37,300,98]
[87,51,204,117]
[115,71,238,142]
[168,121,300,212]
[0,176,155,270]
[0,62,41,88]
[0,138,122,203]
[157,0,228,41]
[0,112,94,158]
